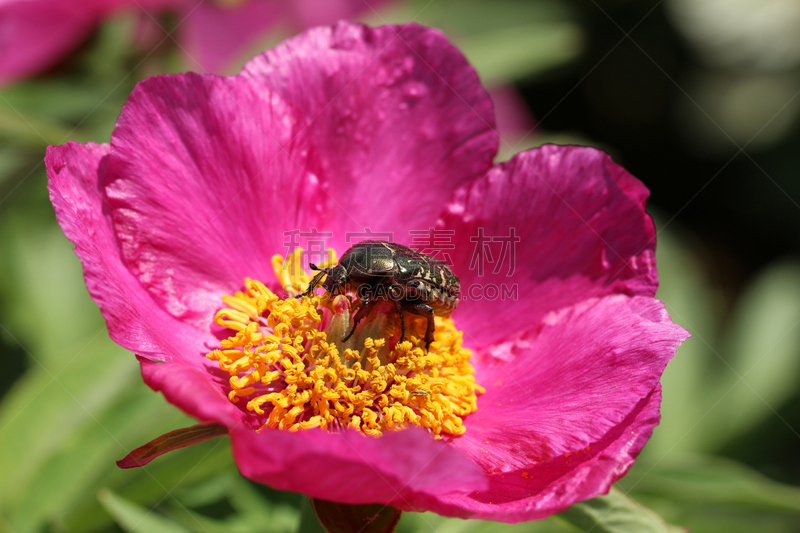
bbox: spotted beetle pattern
[301,240,461,350]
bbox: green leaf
[98,489,190,533]
[299,497,327,533]
[0,146,33,186]
[0,80,119,123]
[224,476,300,532]
[650,216,800,455]
[0,214,108,368]
[618,455,800,533]
[557,488,686,533]
[621,455,800,514]
[395,511,573,533]
[0,357,230,533]
[708,261,800,448]
[169,475,300,533]
[60,421,234,533]
[162,505,255,533]
[381,0,574,35]
[0,105,76,148]
[455,23,582,85]
[0,337,138,527]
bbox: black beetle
[299,240,460,350]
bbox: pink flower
[0,0,387,85]
[46,22,687,522]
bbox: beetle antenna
[297,270,327,299]
[309,263,331,273]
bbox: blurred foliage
[1,0,800,532]
[649,217,800,456]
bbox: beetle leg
[402,303,435,351]
[393,297,406,344]
[343,297,372,342]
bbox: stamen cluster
[207,273,482,438]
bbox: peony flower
[0,0,387,85]
[46,22,688,523]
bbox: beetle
[299,240,460,350]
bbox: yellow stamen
[271,247,337,297]
[207,250,482,438]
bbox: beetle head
[320,264,348,295]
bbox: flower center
[206,249,483,438]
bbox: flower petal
[46,141,216,365]
[491,85,536,141]
[117,423,228,469]
[444,145,658,350]
[105,73,325,327]
[0,0,97,85]
[242,21,498,250]
[443,386,664,522]
[139,356,245,427]
[284,0,392,29]
[229,424,488,510]
[439,295,687,521]
[180,2,282,74]
[462,295,685,463]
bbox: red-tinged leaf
[116,423,228,469]
[310,498,401,533]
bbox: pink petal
[490,85,535,141]
[441,386,664,522]
[179,2,282,74]
[46,142,216,366]
[285,0,392,29]
[242,22,498,251]
[139,356,245,427]
[462,295,685,463]
[105,73,325,328]
[445,145,658,351]
[0,0,97,85]
[0,0,183,85]
[117,422,228,468]
[438,296,687,521]
[229,424,488,510]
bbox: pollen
[206,250,483,438]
